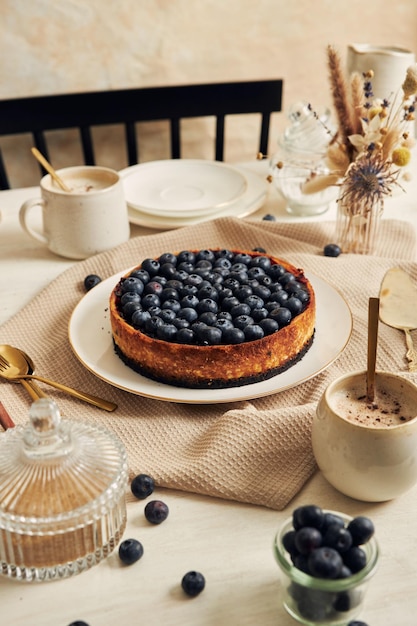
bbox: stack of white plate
[119,159,268,229]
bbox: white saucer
[127,167,268,230]
[120,160,247,218]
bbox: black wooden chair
[0,80,283,189]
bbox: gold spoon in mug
[0,345,117,412]
[31,147,72,192]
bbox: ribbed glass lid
[0,398,128,519]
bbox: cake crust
[110,249,316,389]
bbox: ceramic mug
[312,370,417,502]
[347,44,415,100]
[19,166,130,259]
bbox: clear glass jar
[273,512,379,625]
[270,101,338,216]
[0,398,128,582]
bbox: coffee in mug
[19,166,130,259]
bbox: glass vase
[335,192,383,254]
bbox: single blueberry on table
[262,213,276,221]
[67,621,91,626]
[144,500,169,524]
[181,571,206,596]
[347,621,369,626]
[130,473,155,499]
[324,243,342,257]
[83,274,102,291]
[118,538,144,565]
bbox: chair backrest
[0,79,283,189]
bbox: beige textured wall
[1,0,417,187]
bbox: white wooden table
[1,162,417,626]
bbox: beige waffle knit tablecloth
[1,216,417,510]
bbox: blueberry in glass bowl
[273,506,378,625]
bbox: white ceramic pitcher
[347,43,415,100]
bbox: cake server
[379,267,417,371]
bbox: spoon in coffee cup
[0,345,117,412]
[31,147,72,192]
[366,297,380,407]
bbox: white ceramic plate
[69,272,352,404]
[127,167,268,229]
[120,160,247,218]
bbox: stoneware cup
[312,370,417,502]
[347,44,415,100]
[19,166,130,259]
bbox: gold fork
[0,353,117,412]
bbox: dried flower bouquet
[304,45,417,253]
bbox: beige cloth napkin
[1,216,417,510]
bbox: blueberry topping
[324,243,342,257]
[144,500,169,524]
[181,571,206,596]
[131,473,155,499]
[83,274,102,291]
[116,249,311,346]
[118,538,144,565]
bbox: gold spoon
[31,147,72,192]
[366,297,380,406]
[0,345,44,402]
[0,345,117,412]
[19,349,47,400]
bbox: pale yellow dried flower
[402,65,417,98]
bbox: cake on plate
[109,248,316,388]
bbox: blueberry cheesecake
[109,248,316,388]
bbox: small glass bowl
[273,511,379,625]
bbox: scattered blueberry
[323,243,342,257]
[130,473,155,499]
[83,274,102,291]
[347,621,369,626]
[118,538,144,565]
[262,213,277,221]
[181,571,206,596]
[144,500,169,524]
[67,622,90,626]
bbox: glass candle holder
[270,101,338,217]
[273,512,379,625]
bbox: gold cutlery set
[0,343,117,427]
